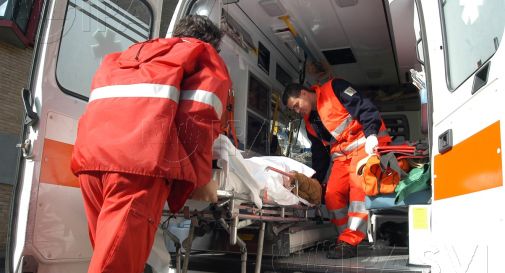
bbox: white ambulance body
[7,0,505,272]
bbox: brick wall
[0,41,33,257]
[0,185,13,257]
[0,42,32,135]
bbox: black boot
[326,241,357,259]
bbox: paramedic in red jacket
[282,80,390,258]
[71,15,231,273]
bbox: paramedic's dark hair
[282,83,314,105]
[173,15,223,50]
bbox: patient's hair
[173,15,223,50]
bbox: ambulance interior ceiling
[229,0,421,111]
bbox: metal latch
[16,138,34,159]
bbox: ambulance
[6,0,505,272]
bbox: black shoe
[326,241,357,259]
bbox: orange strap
[222,89,239,147]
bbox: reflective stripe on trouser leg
[348,201,368,234]
[348,215,367,235]
[338,145,369,246]
[328,206,348,234]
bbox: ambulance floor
[182,244,431,273]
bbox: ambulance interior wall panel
[237,0,400,87]
[221,3,299,83]
[219,39,249,146]
[244,70,271,153]
[388,0,422,82]
[219,4,299,147]
[382,110,424,142]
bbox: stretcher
[157,135,330,273]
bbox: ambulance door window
[55,0,153,99]
[441,0,505,90]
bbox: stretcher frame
[161,188,321,273]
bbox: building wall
[0,184,13,258]
[0,42,31,134]
[0,41,33,257]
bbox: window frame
[246,72,272,155]
[55,0,154,101]
[438,0,501,92]
[257,41,270,75]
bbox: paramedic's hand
[191,179,218,203]
[365,134,378,155]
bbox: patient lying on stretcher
[190,134,322,207]
[147,135,322,273]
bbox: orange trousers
[325,146,368,246]
[79,172,171,273]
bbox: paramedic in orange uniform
[282,80,390,258]
[71,15,231,273]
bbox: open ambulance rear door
[423,0,505,272]
[6,0,189,272]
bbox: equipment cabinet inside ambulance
[7,0,505,272]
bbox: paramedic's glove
[365,134,378,155]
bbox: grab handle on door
[471,62,490,95]
[22,88,38,126]
[438,129,453,154]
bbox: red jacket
[71,37,231,211]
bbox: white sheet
[213,135,315,208]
